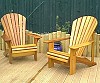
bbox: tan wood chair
[44,16,98,75]
[1,13,42,64]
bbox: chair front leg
[48,58,54,68]
[3,42,9,57]
[69,49,77,75]
[7,41,12,64]
[8,49,12,64]
[34,51,37,61]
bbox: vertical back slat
[6,14,15,45]
[78,16,91,44]
[14,13,20,45]
[75,17,87,45]
[10,13,18,45]
[72,17,82,45]
[1,16,9,38]
[1,13,26,46]
[18,14,23,45]
[76,16,91,56]
[22,16,26,45]
[70,19,77,46]
[78,17,97,56]
[70,16,98,56]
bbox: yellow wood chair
[1,13,42,64]
[44,16,98,75]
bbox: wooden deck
[0,50,100,83]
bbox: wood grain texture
[1,13,41,63]
[45,16,98,75]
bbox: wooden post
[40,34,45,53]
[37,34,41,53]
[83,47,88,57]
[94,33,97,57]
[0,30,2,50]
[1,31,3,50]
[88,46,91,57]
[44,34,49,53]
[57,31,61,38]
[61,32,66,52]
[49,33,53,40]
[97,34,100,57]
[29,31,33,44]
[65,34,70,52]
[52,32,57,39]
[25,30,29,44]
[91,33,94,62]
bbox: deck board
[0,50,47,83]
[31,57,100,83]
[0,50,100,83]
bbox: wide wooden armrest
[1,34,11,42]
[44,37,70,43]
[27,33,42,39]
[69,41,94,50]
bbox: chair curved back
[1,13,26,46]
[70,16,98,56]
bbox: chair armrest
[1,34,11,42]
[27,33,42,39]
[44,37,70,43]
[69,41,94,50]
[27,33,42,44]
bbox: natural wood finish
[44,16,98,75]
[47,52,69,60]
[12,51,36,57]
[7,40,12,64]
[1,34,11,42]
[27,33,42,39]
[48,43,54,51]
[76,57,97,66]
[1,13,41,63]
[11,44,37,48]
[44,37,70,43]
[48,58,54,68]
[69,41,94,50]
[48,50,70,57]
[70,49,77,75]
[47,55,69,63]
[27,33,42,45]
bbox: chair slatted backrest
[1,13,26,46]
[70,16,97,56]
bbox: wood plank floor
[0,50,100,83]
[0,51,47,83]
[31,58,100,83]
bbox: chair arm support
[27,33,42,39]
[1,34,11,42]
[44,37,70,43]
[69,41,94,50]
[44,37,70,51]
[27,33,42,44]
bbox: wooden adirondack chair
[44,16,98,75]
[1,13,42,64]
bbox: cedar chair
[44,16,98,75]
[1,13,42,64]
